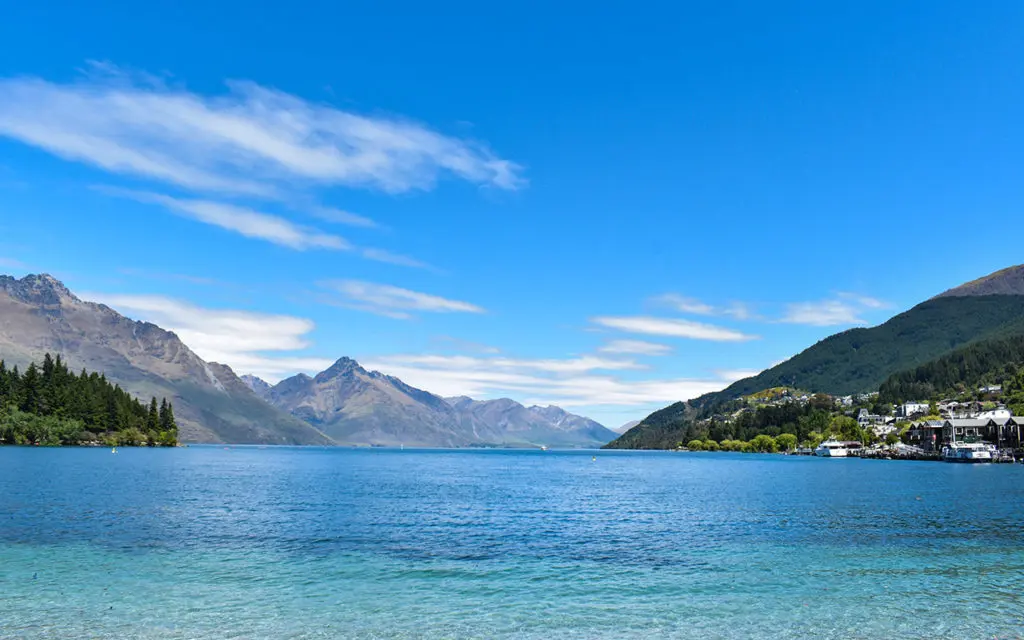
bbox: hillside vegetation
[707,295,1024,400]
[879,335,1024,410]
[607,294,1024,449]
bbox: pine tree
[20,363,41,414]
[158,398,171,431]
[0,360,9,407]
[40,353,56,416]
[41,353,55,382]
[164,402,177,433]
[147,397,159,433]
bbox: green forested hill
[878,335,1024,404]
[607,294,1024,449]
[712,295,1024,398]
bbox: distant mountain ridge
[446,396,617,446]
[0,274,330,444]
[607,264,1024,449]
[254,360,617,447]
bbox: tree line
[0,353,178,446]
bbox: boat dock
[858,447,1017,463]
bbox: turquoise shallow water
[2,447,1024,639]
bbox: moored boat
[941,441,995,463]
[815,439,850,457]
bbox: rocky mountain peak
[261,358,616,447]
[240,374,273,398]
[484,397,520,409]
[529,404,566,417]
[316,357,364,381]
[0,273,78,306]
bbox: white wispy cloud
[103,189,350,250]
[592,316,758,342]
[714,368,764,382]
[0,66,524,196]
[781,301,864,326]
[837,292,888,309]
[653,293,755,320]
[80,293,333,381]
[780,293,889,327]
[320,279,485,319]
[360,352,737,408]
[359,248,435,271]
[309,206,378,229]
[598,339,673,356]
[722,301,754,320]
[101,188,434,269]
[653,294,715,315]
[377,354,644,375]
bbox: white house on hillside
[899,402,930,418]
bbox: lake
[2,447,1024,639]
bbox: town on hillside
[681,384,1024,463]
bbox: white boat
[941,441,994,463]
[815,439,849,457]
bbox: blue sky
[1,2,1023,427]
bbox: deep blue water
[2,447,1024,639]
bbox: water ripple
[2,448,1024,638]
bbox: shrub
[776,433,798,451]
[749,434,779,453]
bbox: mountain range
[607,264,1024,449]
[0,274,614,447]
[244,360,617,447]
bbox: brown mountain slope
[0,274,331,445]
[938,264,1024,297]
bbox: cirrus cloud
[598,339,673,356]
[99,188,434,269]
[592,316,758,342]
[102,188,351,251]
[320,279,485,319]
[780,293,889,327]
[652,293,755,320]
[0,66,525,197]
